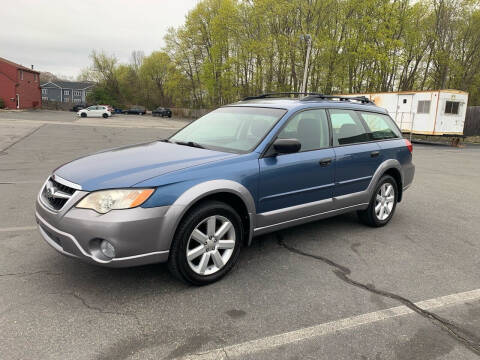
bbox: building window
[402,99,407,104]
[73,90,82,96]
[64,90,70,95]
[34,74,38,82]
[73,98,82,103]
[42,89,47,95]
[19,70,23,80]
[42,96,49,101]
[445,101,459,114]
[63,98,70,103]
[417,100,431,114]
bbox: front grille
[41,176,76,211]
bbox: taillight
[405,139,413,153]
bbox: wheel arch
[368,159,404,202]
[162,180,256,250]
[383,167,403,202]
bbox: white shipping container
[342,90,468,136]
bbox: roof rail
[241,92,375,105]
[242,92,323,101]
[301,94,375,105]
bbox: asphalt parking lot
[0,110,479,360]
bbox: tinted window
[170,107,286,153]
[278,109,329,152]
[445,101,459,114]
[359,112,401,140]
[329,109,369,146]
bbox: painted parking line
[0,180,43,184]
[0,226,37,232]
[179,288,480,360]
[0,118,184,130]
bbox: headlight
[76,189,154,214]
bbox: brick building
[0,57,41,109]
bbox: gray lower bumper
[35,197,171,267]
[403,162,415,191]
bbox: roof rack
[301,94,375,104]
[242,92,323,101]
[241,92,375,105]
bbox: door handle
[319,158,332,167]
[370,151,380,158]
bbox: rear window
[358,112,401,140]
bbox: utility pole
[300,34,312,94]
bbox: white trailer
[342,90,469,136]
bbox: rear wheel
[168,201,243,285]
[358,175,398,227]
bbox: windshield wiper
[173,141,206,149]
[159,138,171,143]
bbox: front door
[257,109,335,227]
[16,94,20,109]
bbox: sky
[0,0,200,78]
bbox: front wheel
[168,201,243,285]
[102,113,108,118]
[358,175,398,227]
[81,113,87,118]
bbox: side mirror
[272,138,301,155]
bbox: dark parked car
[152,107,172,117]
[36,92,414,285]
[123,106,146,115]
[71,104,87,112]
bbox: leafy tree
[83,0,480,107]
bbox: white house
[343,90,469,136]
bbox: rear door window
[328,109,369,146]
[358,112,401,140]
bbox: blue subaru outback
[36,93,415,285]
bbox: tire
[168,201,243,285]
[358,175,398,227]
[81,113,87,118]
[168,114,172,118]
[102,113,108,118]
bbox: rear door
[257,109,335,226]
[328,108,381,204]
[358,110,407,175]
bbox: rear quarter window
[359,112,401,140]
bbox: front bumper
[35,190,171,267]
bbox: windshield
[170,107,286,153]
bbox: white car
[77,105,111,118]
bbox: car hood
[54,141,235,191]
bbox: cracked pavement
[0,110,479,359]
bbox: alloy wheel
[375,183,395,221]
[186,215,236,276]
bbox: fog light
[100,240,115,258]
